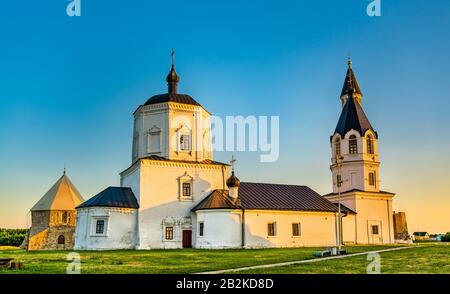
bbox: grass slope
[0,245,396,274]
[237,244,450,274]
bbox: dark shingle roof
[192,190,239,211]
[341,65,362,97]
[77,187,139,209]
[192,182,341,213]
[144,93,201,107]
[334,96,376,138]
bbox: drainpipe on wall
[241,209,245,248]
[387,199,392,244]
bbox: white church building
[74,58,395,250]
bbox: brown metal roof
[192,190,239,211]
[144,93,201,107]
[323,189,395,197]
[192,182,342,213]
[120,155,229,176]
[141,155,228,166]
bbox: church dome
[226,171,241,188]
[166,65,180,84]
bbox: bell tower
[330,59,380,194]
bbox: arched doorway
[57,235,65,248]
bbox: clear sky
[0,0,449,233]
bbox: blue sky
[0,0,449,232]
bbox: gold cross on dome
[230,155,236,172]
[171,48,175,66]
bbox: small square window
[372,225,379,235]
[199,222,204,237]
[165,227,174,240]
[182,183,191,197]
[96,220,105,235]
[292,223,301,236]
[267,222,276,236]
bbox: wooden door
[182,230,192,248]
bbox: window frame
[96,220,105,235]
[349,135,358,154]
[369,172,376,187]
[198,222,204,237]
[366,135,374,154]
[147,127,162,154]
[182,182,191,197]
[267,222,276,237]
[91,217,108,237]
[165,226,174,240]
[179,134,191,152]
[371,225,379,235]
[292,223,301,237]
[337,174,342,188]
[334,138,341,157]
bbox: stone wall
[393,212,409,240]
[26,210,78,250]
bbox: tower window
[179,134,191,151]
[369,172,376,187]
[337,174,342,188]
[165,227,174,240]
[349,135,358,154]
[334,138,341,156]
[147,131,161,153]
[367,135,374,154]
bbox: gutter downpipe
[241,208,245,248]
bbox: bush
[0,228,27,247]
[441,232,450,242]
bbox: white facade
[327,192,394,244]
[131,102,212,163]
[74,207,138,250]
[120,158,228,249]
[194,209,339,249]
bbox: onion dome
[166,49,180,93]
[226,171,241,188]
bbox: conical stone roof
[31,173,84,211]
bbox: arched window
[367,135,374,154]
[349,135,358,154]
[57,235,65,245]
[334,138,341,157]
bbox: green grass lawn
[0,245,398,274]
[237,244,450,274]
